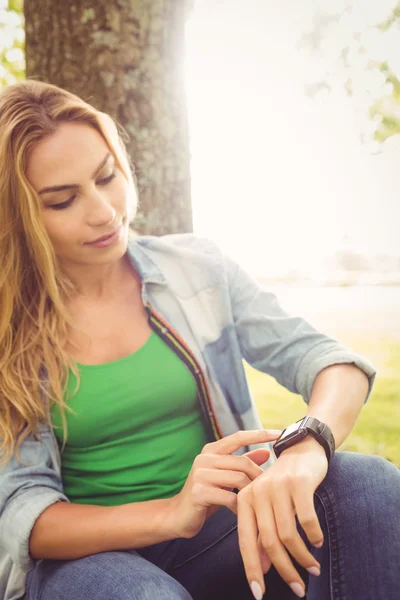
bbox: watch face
[280,418,305,439]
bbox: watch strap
[304,417,335,462]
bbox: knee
[319,452,400,509]
[30,551,192,600]
[126,573,192,600]
[313,452,400,550]
[329,452,398,485]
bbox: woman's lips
[85,225,122,247]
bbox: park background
[1,0,399,464]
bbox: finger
[254,489,307,597]
[203,429,282,457]
[257,534,272,574]
[197,468,252,491]
[292,485,324,548]
[237,491,266,599]
[272,487,320,574]
[212,454,265,480]
[192,482,238,513]
[245,448,271,466]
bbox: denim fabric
[0,234,377,598]
[26,453,400,600]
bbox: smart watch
[272,416,335,462]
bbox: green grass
[245,339,400,466]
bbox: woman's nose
[86,192,116,226]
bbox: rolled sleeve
[0,431,69,572]
[1,490,68,572]
[295,339,377,403]
[225,253,376,402]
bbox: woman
[0,79,398,600]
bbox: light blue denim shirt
[0,234,376,599]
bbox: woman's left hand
[237,437,329,599]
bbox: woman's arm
[30,429,280,560]
[29,497,176,560]
[236,364,370,599]
[223,253,376,402]
[300,362,369,449]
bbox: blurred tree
[23,0,193,235]
[0,0,25,89]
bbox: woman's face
[26,121,137,268]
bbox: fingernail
[289,582,305,598]
[307,566,321,577]
[265,429,282,435]
[250,581,263,600]
[314,540,323,548]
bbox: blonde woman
[0,80,398,600]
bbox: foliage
[298,0,400,145]
[370,60,400,142]
[0,0,25,90]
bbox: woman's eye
[49,172,116,210]
[51,196,76,210]
[97,172,116,186]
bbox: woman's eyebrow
[38,152,112,195]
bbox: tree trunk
[24,0,193,235]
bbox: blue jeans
[26,452,400,600]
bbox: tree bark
[24,0,193,235]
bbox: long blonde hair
[0,79,136,466]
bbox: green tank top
[50,330,209,506]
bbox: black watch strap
[304,417,335,462]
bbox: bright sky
[184,0,400,276]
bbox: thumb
[244,448,270,466]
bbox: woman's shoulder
[133,232,221,256]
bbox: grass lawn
[245,338,400,467]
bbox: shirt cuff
[1,489,69,572]
[295,341,376,404]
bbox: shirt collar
[126,235,167,285]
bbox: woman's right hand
[168,429,282,540]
